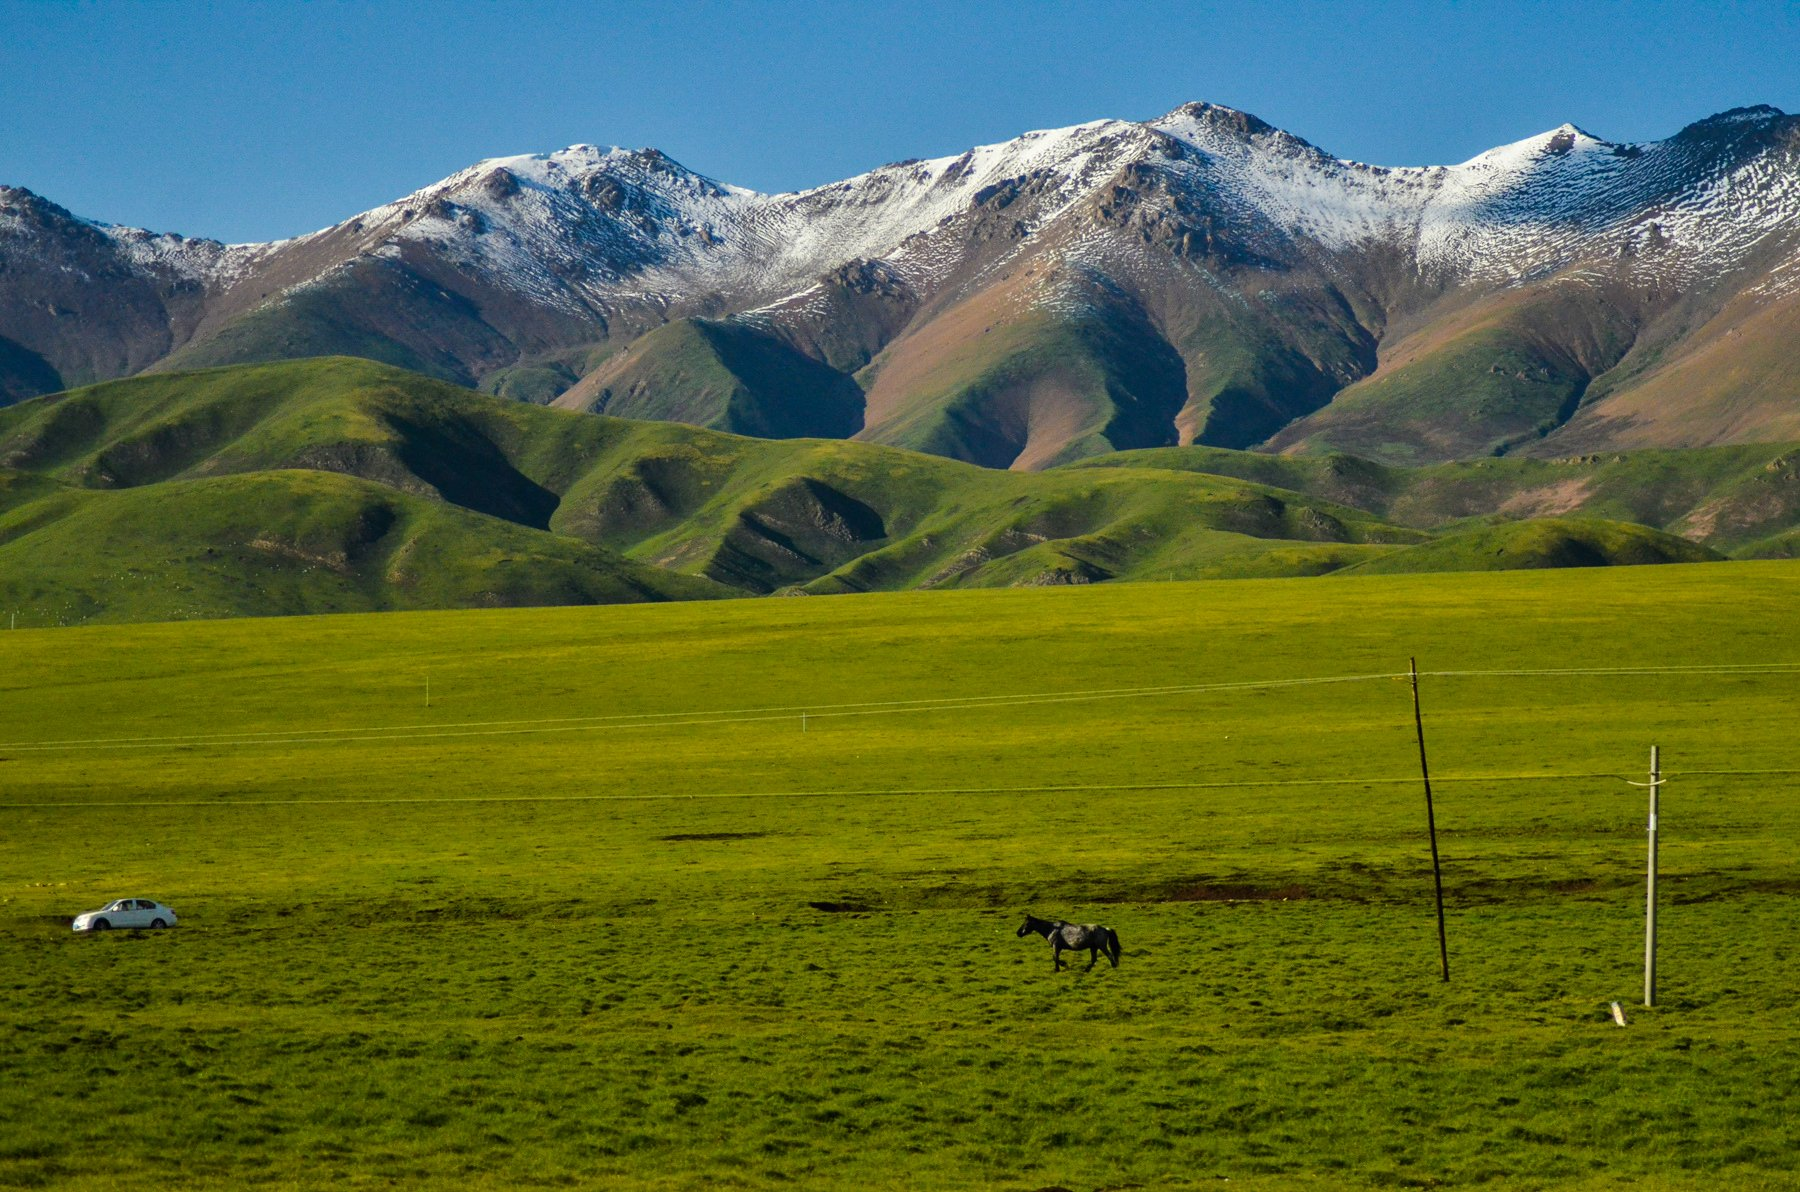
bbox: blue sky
[3,0,1798,243]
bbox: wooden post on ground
[1410,657,1450,983]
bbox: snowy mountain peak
[0,184,75,228]
[1452,123,1617,173]
[1685,104,1787,129]
[1151,102,1332,163]
[181,101,1800,316]
[1157,102,1277,140]
[438,144,744,201]
[7,98,1799,425]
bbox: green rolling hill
[1071,441,1800,556]
[555,318,865,441]
[0,468,729,624]
[0,356,1785,624]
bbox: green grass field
[3,563,1799,1189]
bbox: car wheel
[150,919,167,930]
[92,919,111,931]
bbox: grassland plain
[2,564,1799,1190]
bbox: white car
[72,898,178,932]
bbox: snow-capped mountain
[4,101,1799,465]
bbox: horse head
[1017,914,1046,938]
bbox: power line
[1422,664,1800,679]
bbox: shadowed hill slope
[554,318,865,440]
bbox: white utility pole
[1643,745,1661,1007]
[1626,746,1663,1007]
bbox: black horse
[1017,914,1121,971]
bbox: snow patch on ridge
[17,103,1799,326]
[99,226,277,285]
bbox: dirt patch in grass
[1498,477,1595,519]
[807,900,875,914]
[1667,874,1800,904]
[1457,876,1636,904]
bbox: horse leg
[1086,947,1098,971]
[1052,942,1064,971]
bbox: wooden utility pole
[1409,657,1451,982]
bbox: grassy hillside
[1264,285,1640,463]
[1338,517,1723,575]
[1,357,1791,624]
[550,429,1422,594]
[557,318,865,440]
[0,468,725,623]
[0,357,1411,619]
[855,279,1188,469]
[1075,441,1800,555]
[156,278,485,386]
[1545,289,1800,455]
[3,566,1799,1188]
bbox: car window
[137,900,154,910]
[111,901,128,911]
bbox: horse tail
[1106,927,1121,967]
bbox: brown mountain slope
[1536,287,1800,453]
[1266,281,1644,462]
[851,269,1187,470]
[4,106,1800,467]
